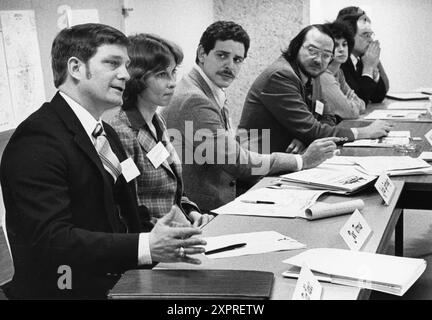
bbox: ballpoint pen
[240,199,275,204]
[205,243,247,255]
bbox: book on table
[283,248,426,296]
[108,269,274,300]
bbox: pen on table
[205,243,247,255]
[240,199,275,204]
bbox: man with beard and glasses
[162,21,339,213]
[238,24,392,154]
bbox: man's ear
[67,57,85,81]
[197,45,206,65]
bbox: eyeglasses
[358,32,375,40]
[302,45,333,61]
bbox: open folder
[283,248,426,296]
[108,269,274,300]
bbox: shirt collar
[351,54,359,70]
[193,64,226,109]
[59,91,101,143]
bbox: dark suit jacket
[0,92,152,299]
[340,59,389,104]
[239,56,355,153]
[162,68,297,212]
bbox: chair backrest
[0,210,14,287]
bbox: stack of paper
[212,187,325,218]
[364,109,426,120]
[283,248,426,296]
[343,131,411,148]
[279,164,376,194]
[324,156,432,176]
[212,186,364,220]
[387,102,429,110]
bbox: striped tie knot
[92,123,122,182]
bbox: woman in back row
[320,22,366,121]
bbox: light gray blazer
[161,68,298,212]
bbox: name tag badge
[374,174,396,205]
[146,142,170,169]
[315,100,324,115]
[292,264,322,300]
[120,158,140,183]
[339,209,372,251]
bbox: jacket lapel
[124,108,175,177]
[188,68,220,109]
[50,92,120,232]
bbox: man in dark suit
[239,24,392,154]
[336,6,390,104]
[162,21,340,212]
[0,23,205,299]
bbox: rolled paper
[305,199,365,220]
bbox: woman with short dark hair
[320,22,365,121]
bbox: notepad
[283,248,426,296]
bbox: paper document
[325,156,432,177]
[283,248,426,296]
[420,152,432,161]
[365,109,426,120]
[203,231,305,259]
[279,164,376,194]
[213,186,364,220]
[415,87,432,95]
[212,187,325,218]
[353,156,431,176]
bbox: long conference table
[114,98,432,300]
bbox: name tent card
[374,174,396,205]
[292,264,322,300]
[339,209,372,251]
[425,128,432,147]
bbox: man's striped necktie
[92,123,122,182]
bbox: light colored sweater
[320,69,366,119]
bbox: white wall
[123,0,214,80]
[310,0,432,92]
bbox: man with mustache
[336,6,389,104]
[238,24,391,154]
[162,21,340,213]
